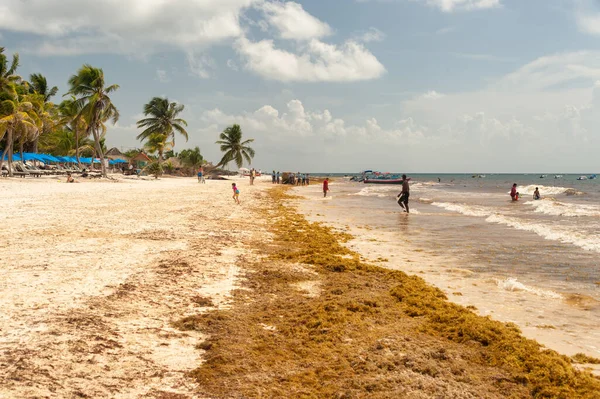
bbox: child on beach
[323,178,329,197]
[232,183,240,204]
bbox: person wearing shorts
[232,183,240,204]
[397,174,410,213]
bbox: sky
[2,0,600,172]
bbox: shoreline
[291,182,600,371]
[183,186,600,397]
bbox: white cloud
[495,51,600,91]
[259,1,333,40]
[575,0,600,36]
[226,59,239,71]
[155,69,169,83]
[0,0,258,55]
[355,0,500,12]
[435,26,456,35]
[354,27,386,43]
[420,90,445,100]
[186,52,215,79]
[235,37,386,82]
[425,0,500,12]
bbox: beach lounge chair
[24,163,51,176]
[9,164,29,178]
[16,162,41,177]
[1,166,8,178]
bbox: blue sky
[2,0,600,172]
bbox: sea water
[293,174,600,359]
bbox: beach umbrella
[1,154,21,161]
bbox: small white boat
[577,176,588,180]
[539,175,547,178]
[554,175,562,179]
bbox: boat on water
[589,174,597,180]
[359,170,405,184]
[539,175,547,178]
[554,175,562,179]
[364,178,403,185]
[578,176,588,180]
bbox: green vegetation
[1,49,261,177]
[175,187,600,398]
[215,123,255,169]
[136,97,188,163]
[66,64,119,177]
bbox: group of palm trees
[0,47,256,178]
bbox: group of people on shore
[270,171,310,186]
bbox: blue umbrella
[1,154,21,161]
[43,154,62,163]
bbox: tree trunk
[75,128,80,167]
[19,139,24,163]
[0,138,9,175]
[93,127,106,177]
[32,137,39,153]
[7,129,14,177]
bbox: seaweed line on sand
[175,187,600,399]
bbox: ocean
[292,174,600,359]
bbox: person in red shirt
[510,183,519,201]
[323,178,329,197]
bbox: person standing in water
[533,187,541,200]
[323,178,329,197]
[232,183,240,204]
[397,174,410,213]
[510,183,519,201]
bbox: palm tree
[136,97,188,162]
[0,88,39,176]
[179,146,204,169]
[29,73,58,102]
[0,47,20,91]
[215,124,255,169]
[58,97,87,165]
[143,133,172,161]
[67,64,119,177]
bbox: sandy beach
[0,176,268,398]
[2,176,600,398]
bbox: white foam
[431,202,493,217]
[497,278,562,299]
[351,185,398,198]
[519,185,572,196]
[525,200,600,217]
[485,214,600,253]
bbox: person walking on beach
[276,171,280,184]
[323,177,330,197]
[510,183,519,201]
[232,183,240,204]
[306,174,310,185]
[397,174,410,213]
[198,167,205,183]
[272,170,276,184]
